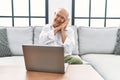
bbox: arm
[60,19,70,43]
[61,30,67,43]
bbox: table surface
[0,65,104,80]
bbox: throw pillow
[113,29,120,55]
[64,55,83,64]
[0,28,12,57]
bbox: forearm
[61,30,67,43]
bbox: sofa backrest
[33,26,44,44]
[5,26,118,56]
[77,27,118,55]
[7,27,33,56]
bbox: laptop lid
[22,45,66,73]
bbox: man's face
[53,10,68,27]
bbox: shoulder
[42,24,51,31]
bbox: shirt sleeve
[63,28,75,54]
[39,26,55,45]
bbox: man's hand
[60,19,69,43]
[54,26,61,35]
[54,18,69,35]
[60,18,70,31]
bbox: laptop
[22,44,69,74]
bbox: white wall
[49,0,72,25]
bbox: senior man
[39,8,82,64]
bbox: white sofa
[78,27,120,80]
[0,26,120,80]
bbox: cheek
[54,16,57,20]
[54,17,58,21]
[53,18,57,23]
[61,19,65,23]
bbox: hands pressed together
[54,18,70,35]
[54,19,69,43]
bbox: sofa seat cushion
[0,56,24,66]
[81,54,120,80]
